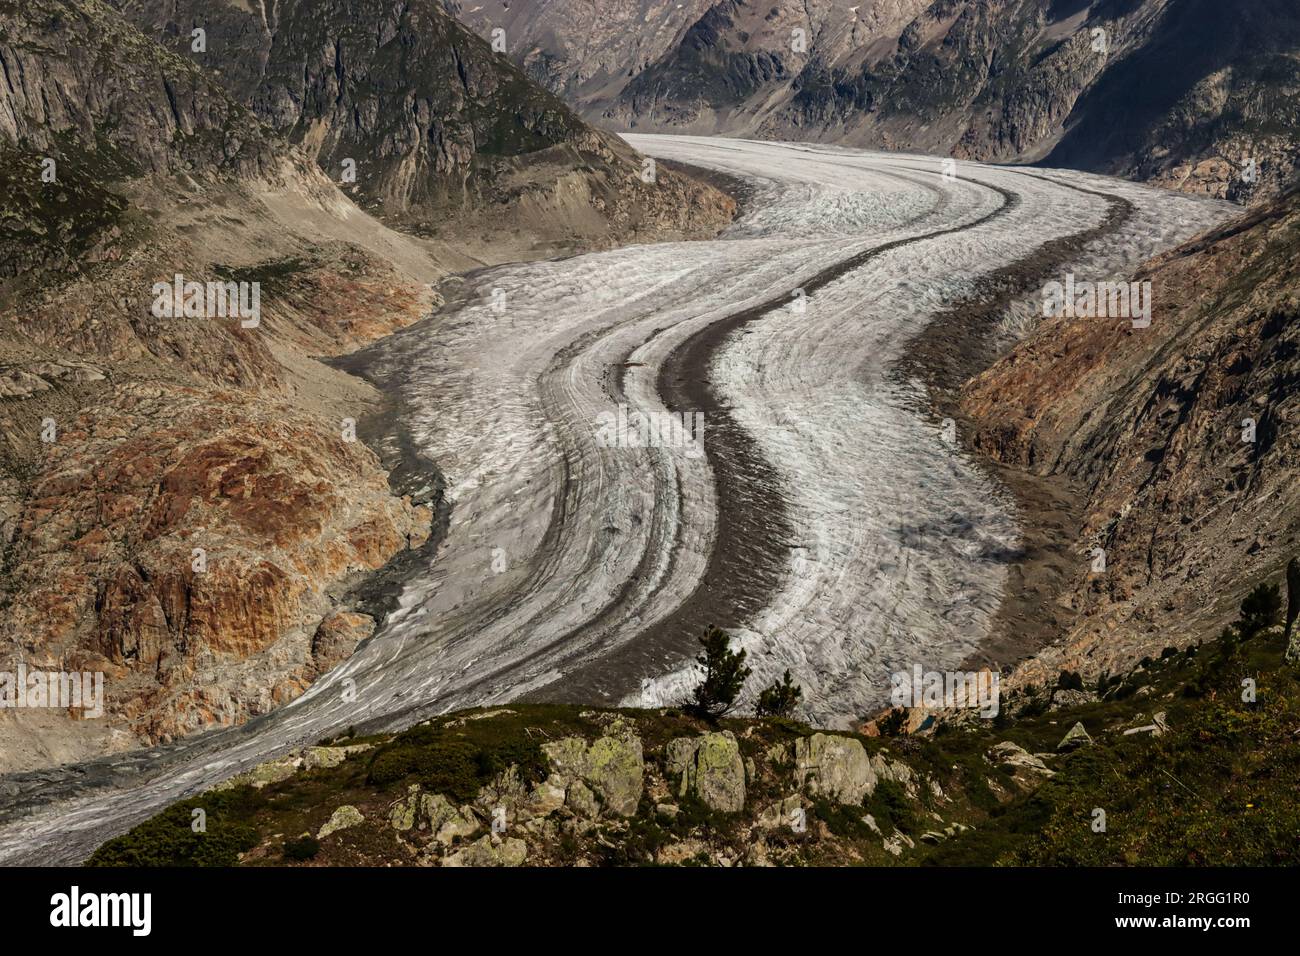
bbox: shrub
[1056,670,1085,692]
[283,835,320,861]
[877,708,908,736]
[365,733,546,801]
[865,780,920,836]
[813,799,876,839]
[88,788,263,867]
[1239,582,1282,637]
[755,670,802,718]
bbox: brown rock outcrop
[2,383,430,743]
[962,186,1300,685]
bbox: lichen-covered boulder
[429,796,479,845]
[441,835,527,867]
[304,747,348,771]
[541,733,644,818]
[1057,722,1093,752]
[389,785,421,831]
[528,776,568,817]
[541,737,589,778]
[793,733,874,805]
[303,743,372,771]
[666,731,746,812]
[387,784,478,843]
[474,765,531,820]
[217,754,302,791]
[565,779,600,820]
[317,805,364,839]
[585,735,645,816]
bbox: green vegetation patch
[0,138,130,275]
[88,786,265,867]
[363,711,563,799]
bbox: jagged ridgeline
[110,0,734,241]
[452,0,1300,201]
[112,0,592,212]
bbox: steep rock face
[0,0,292,281]
[442,0,717,108]
[116,0,592,211]
[962,186,1300,685]
[113,0,735,253]
[456,0,1300,200]
[0,0,282,180]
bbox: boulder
[1057,722,1093,752]
[387,785,478,843]
[528,776,568,818]
[389,785,421,831]
[441,835,527,867]
[792,733,873,804]
[882,832,915,857]
[565,779,601,820]
[474,765,530,819]
[655,803,680,822]
[988,741,1055,777]
[219,754,302,790]
[756,795,804,830]
[303,743,372,771]
[1049,688,1096,711]
[666,731,746,812]
[585,735,645,817]
[1123,711,1170,737]
[541,733,644,818]
[431,798,479,845]
[317,805,364,840]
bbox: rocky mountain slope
[111,0,734,263]
[0,0,445,769]
[452,0,1300,201]
[85,584,1300,866]
[962,183,1300,689]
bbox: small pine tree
[687,626,752,721]
[755,669,802,718]
[1239,582,1282,637]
